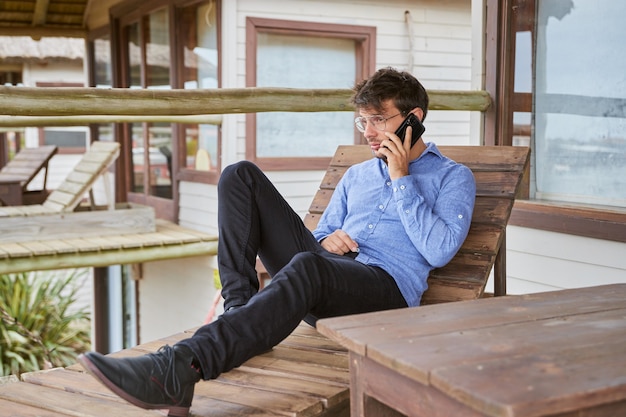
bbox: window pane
[148,123,172,198]
[93,35,115,144]
[131,123,145,193]
[127,22,141,88]
[127,26,143,193]
[256,33,355,158]
[534,0,626,207]
[514,31,532,94]
[144,9,173,197]
[145,8,170,88]
[94,36,112,88]
[182,0,219,170]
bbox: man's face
[356,100,406,159]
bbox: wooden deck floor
[0,323,350,417]
[0,219,218,275]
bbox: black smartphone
[394,113,425,148]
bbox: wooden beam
[0,26,87,39]
[0,87,491,117]
[32,0,51,26]
[0,241,217,276]
[0,114,223,127]
[83,0,94,27]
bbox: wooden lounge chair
[0,141,120,217]
[0,145,58,206]
[304,145,531,302]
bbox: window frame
[245,17,376,171]
[104,0,221,219]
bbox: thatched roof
[0,0,89,38]
[0,36,84,63]
[0,36,210,70]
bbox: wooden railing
[0,87,491,127]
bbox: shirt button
[368,224,373,229]
[379,205,384,210]
[458,214,463,219]
[386,181,392,186]
[393,187,398,192]
[400,185,406,190]
[405,209,410,214]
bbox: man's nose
[363,121,379,138]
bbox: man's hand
[321,230,359,255]
[380,126,412,180]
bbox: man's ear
[410,107,425,122]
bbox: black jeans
[179,161,407,380]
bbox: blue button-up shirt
[312,143,476,306]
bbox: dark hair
[351,67,429,121]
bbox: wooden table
[317,284,626,417]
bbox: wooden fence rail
[0,87,491,127]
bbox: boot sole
[77,353,190,417]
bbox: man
[78,67,476,417]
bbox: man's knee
[220,160,261,188]
[286,252,327,278]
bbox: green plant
[0,270,91,377]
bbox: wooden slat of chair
[0,145,57,189]
[304,145,530,304]
[42,141,120,212]
[0,145,57,205]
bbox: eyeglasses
[354,113,402,133]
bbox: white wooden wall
[138,256,216,343]
[489,226,626,295]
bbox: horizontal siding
[178,181,218,235]
[179,170,325,230]
[503,226,626,295]
[266,170,326,218]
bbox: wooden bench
[267,144,531,301]
[0,145,530,417]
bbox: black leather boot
[78,344,201,417]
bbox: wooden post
[0,132,7,167]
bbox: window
[0,69,21,85]
[534,0,626,208]
[246,18,375,170]
[41,129,88,149]
[179,0,220,174]
[489,0,626,242]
